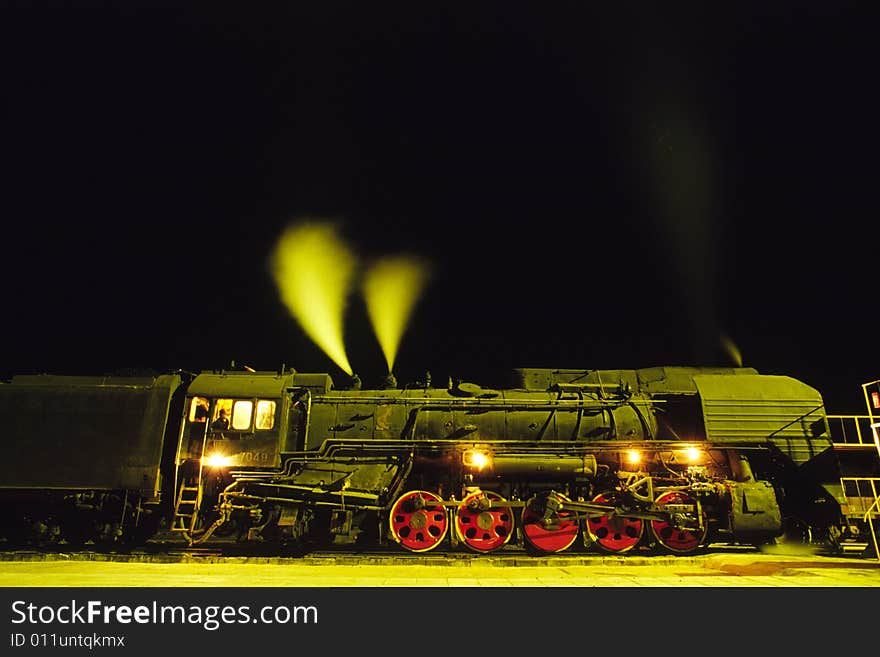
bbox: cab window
[211,398,276,432]
[231,400,253,430]
[255,400,276,430]
[188,397,209,423]
[214,399,234,424]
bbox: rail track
[3,538,872,566]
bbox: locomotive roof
[187,371,333,397]
[9,373,180,390]
[513,366,761,393]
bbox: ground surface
[2,544,878,587]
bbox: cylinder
[475,454,598,480]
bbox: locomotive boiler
[0,365,863,556]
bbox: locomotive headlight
[683,446,702,463]
[462,449,492,471]
[204,452,232,469]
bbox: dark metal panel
[0,374,182,493]
[636,367,759,394]
[500,390,556,441]
[694,374,830,465]
[303,400,339,450]
[512,368,640,392]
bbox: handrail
[826,414,873,446]
[863,497,879,561]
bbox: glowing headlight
[683,447,702,463]
[625,449,641,465]
[462,449,491,470]
[203,453,231,468]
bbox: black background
[0,586,870,653]
[2,3,877,411]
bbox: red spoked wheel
[521,491,579,554]
[454,491,514,553]
[388,490,449,553]
[650,490,708,554]
[585,491,644,554]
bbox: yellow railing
[839,476,880,560]
[865,498,880,561]
[826,415,875,447]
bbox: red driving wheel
[521,492,579,554]
[454,491,514,553]
[650,490,708,554]
[388,490,449,552]
[585,491,644,554]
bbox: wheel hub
[476,512,494,531]
[410,511,428,530]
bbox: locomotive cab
[176,371,303,472]
[169,369,340,542]
[178,394,283,468]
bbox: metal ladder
[171,483,201,533]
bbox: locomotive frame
[1,365,878,557]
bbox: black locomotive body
[0,365,872,556]
[0,374,182,546]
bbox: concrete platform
[1,547,878,587]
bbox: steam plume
[269,221,356,375]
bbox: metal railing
[826,415,875,447]
[839,476,880,560]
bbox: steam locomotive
[0,365,874,555]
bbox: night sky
[2,4,876,412]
